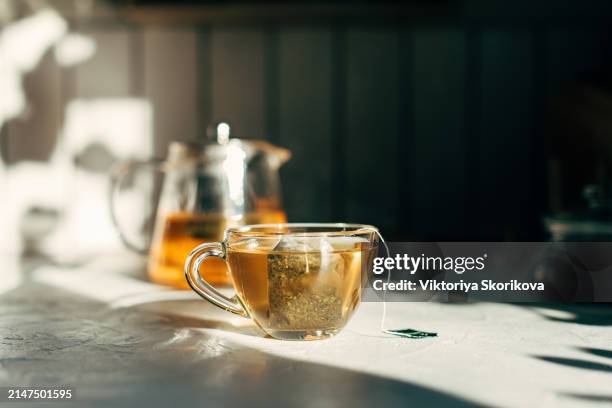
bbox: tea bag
[268,237,344,330]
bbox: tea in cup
[184,223,379,340]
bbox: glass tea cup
[184,223,379,340]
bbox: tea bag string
[374,232,438,339]
[373,229,391,333]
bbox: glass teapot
[110,123,291,288]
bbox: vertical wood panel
[211,28,265,139]
[330,27,347,222]
[411,28,467,239]
[4,49,63,257]
[265,27,280,143]
[197,27,212,139]
[544,27,609,215]
[6,53,62,164]
[278,28,333,222]
[396,30,412,238]
[144,28,198,157]
[479,28,534,240]
[76,29,131,98]
[346,29,399,233]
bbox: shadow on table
[527,303,612,326]
[0,283,484,408]
[524,304,612,377]
[560,393,612,403]
[129,298,265,338]
[579,347,612,360]
[164,349,486,408]
[533,344,612,375]
[533,356,612,374]
[86,350,487,408]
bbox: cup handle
[184,242,249,317]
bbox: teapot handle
[109,159,163,254]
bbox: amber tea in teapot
[110,123,291,289]
[149,209,286,288]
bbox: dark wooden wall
[4,3,612,242]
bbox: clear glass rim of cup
[225,222,379,238]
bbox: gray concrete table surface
[0,255,611,408]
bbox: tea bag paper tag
[383,328,438,339]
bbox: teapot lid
[167,122,291,165]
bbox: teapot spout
[271,146,291,168]
[248,140,291,169]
